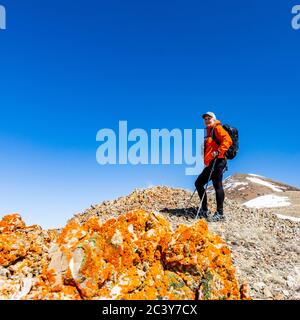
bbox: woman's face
[204,116,214,127]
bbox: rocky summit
[0,183,299,300]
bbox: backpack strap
[211,124,231,160]
[211,124,221,145]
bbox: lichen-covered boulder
[0,214,55,299]
[0,210,248,300]
[42,210,244,300]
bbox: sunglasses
[204,117,212,121]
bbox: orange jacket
[204,120,233,166]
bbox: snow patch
[246,177,284,192]
[276,214,300,223]
[224,181,248,189]
[248,173,265,178]
[243,194,291,208]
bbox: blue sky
[0,0,300,229]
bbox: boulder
[0,209,248,300]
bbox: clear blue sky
[1,0,300,229]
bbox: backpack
[211,124,239,160]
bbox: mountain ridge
[0,173,299,300]
[207,173,300,220]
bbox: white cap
[202,111,216,120]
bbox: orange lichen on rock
[0,214,26,232]
[0,210,249,300]
[0,214,56,299]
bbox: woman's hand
[212,151,219,158]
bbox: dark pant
[195,158,227,214]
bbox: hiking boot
[208,211,226,222]
[195,208,210,220]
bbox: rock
[0,214,25,232]
[282,289,289,296]
[286,275,296,289]
[263,286,273,298]
[47,245,69,291]
[240,281,251,299]
[253,282,265,291]
[294,292,300,299]
[274,293,284,300]
[0,266,10,278]
[0,214,55,299]
[266,272,285,285]
[110,229,123,247]
[12,277,33,300]
[2,210,245,300]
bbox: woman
[195,111,232,222]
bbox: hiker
[195,112,233,222]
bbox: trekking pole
[185,188,197,209]
[195,157,218,219]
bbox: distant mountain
[208,173,300,220]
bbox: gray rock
[12,277,33,300]
[47,245,69,290]
[263,286,273,298]
[0,266,10,278]
[282,289,289,296]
